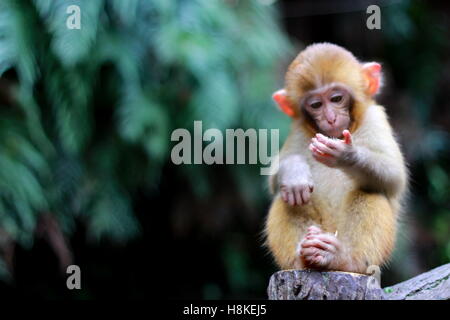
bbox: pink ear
[272,89,295,117]
[362,62,382,96]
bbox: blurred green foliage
[0,0,290,280]
[383,0,450,269]
[0,0,448,298]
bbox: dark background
[0,0,448,299]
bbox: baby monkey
[265,43,408,274]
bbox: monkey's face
[302,84,352,138]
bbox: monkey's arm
[309,106,407,197]
[269,127,314,206]
[311,131,407,196]
[343,106,407,197]
[269,154,308,191]
[342,143,407,196]
[310,106,407,197]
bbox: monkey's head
[273,43,382,138]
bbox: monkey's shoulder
[354,104,401,150]
[357,104,392,135]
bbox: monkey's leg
[265,197,309,270]
[298,191,395,273]
[336,190,396,273]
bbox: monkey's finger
[301,247,326,260]
[312,255,327,267]
[316,134,339,149]
[309,143,323,154]
[310,144,332,159]
[308,225,321,232]
[301,188,310,204]
[294,187,303,206]
[280,190,288,202]
[307,225,322,235]
[312,139,337,156]
[305,232,319,239]
[311,141,335,158]
[309,254,324,262]
[299,247,317,257]
[287,191,295,206]
[343,130,352,145]
[314,234,341,250]
[301,239,336,253]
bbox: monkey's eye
[310,101,322,109]
[330,95,343,103]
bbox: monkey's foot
[297,226,341,270]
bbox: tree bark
[267,263,450,300]
[268,269,385,300]
[383,263,450,300]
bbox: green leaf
[87,186,140,242]
[191,71,239,131]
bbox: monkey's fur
[265,43,408,274]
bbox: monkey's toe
[306,225,322,235]
[301,236,337,254]
[299,234,339,270]
[300,247,332,269]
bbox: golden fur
[265,43,408,273]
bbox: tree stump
[268,269,385,300]
[268,263,450,300]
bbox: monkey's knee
[343,190,396,270]
[265,198,305,269]
[345,190,393,217]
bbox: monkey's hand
[298,226,344,271]
[278,155,314,206]
[309,130,355,168]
